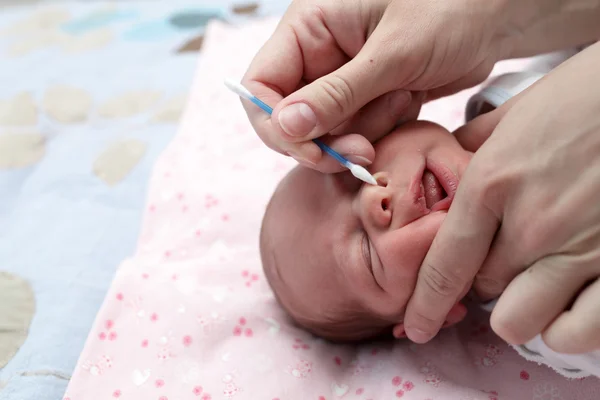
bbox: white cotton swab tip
[224,79,254,101]
[349,163,378,185]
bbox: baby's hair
[291,306,394,343]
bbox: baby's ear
[392,323,406,339]
[447,302,468,325]
[440,303,469,329]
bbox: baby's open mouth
[422,169,447,209]
[420,160,457,212]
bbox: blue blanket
[0,1,287,398]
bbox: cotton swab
[224,79,378,186]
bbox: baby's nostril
[376,176,389,187]
[381,198,389,211]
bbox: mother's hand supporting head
[404,41,600,354]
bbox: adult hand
[404,42,600,353]
[242,0,525,172]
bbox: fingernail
[344,155,372,165]
[287,150,316,166]
[406,328,433,344]
[278,103,317,137]
[389,90,412,116]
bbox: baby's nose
[360,172,392,228]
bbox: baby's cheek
[379,211,446,294]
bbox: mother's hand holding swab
[224,80,377,185]
[241,0,589,172]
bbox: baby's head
[260,121,472,342]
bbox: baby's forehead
[268,209,338,287]
[273,168,345,228]
[273,169,359,260]
[266,171,358,315]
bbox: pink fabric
[63,19,600,400]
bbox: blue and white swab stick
[224,79,378,186]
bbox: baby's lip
[400,158,460,225]
[407,163,429,218]
[405,158,458,216]
[425,159,459,212]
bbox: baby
[259,43,571,342]
[260,54,600,378]
[260,120,471,342]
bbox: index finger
[241,22,305,154]
[404,169,500,343]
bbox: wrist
[495,0,600,59]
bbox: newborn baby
[260,62,600,377]
[260,121,471,342]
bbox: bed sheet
[0,2,288,400]
[63,18,600,400]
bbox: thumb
[454,81,535,151]
[454,104,508,152]
[271,52,411,142]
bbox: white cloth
[480,300,600,378]
[465,49,582,121]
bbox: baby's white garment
[465,70,544,121]
[481,300,600,378]
[465,48,584,121]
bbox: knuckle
[410,310,441,331]
[464,164,504,207]
[244,111,285,153]
[519,217,558,256]
[421,261,463,299]
[252,124,293,155]
[267,143,285,155]
[299,3,328,25]
[317,74,355,116]
[521,227,546,256]
[465,164,551,256]
[259,132,283,153]
[461,159,518,221]
[259,133,288,155]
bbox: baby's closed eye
[361,232,384,290]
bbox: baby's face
[262,121,472,340]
